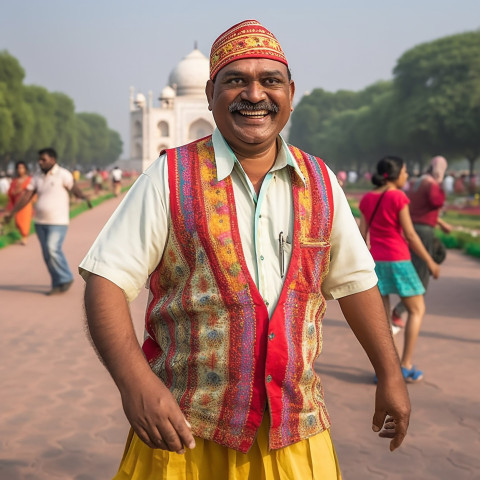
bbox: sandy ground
[0,194,479,479]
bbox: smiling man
[80,20,410,479]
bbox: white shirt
[28,164,74,225]
[79,130,376,313]
[111,168,122,182]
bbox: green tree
[0,50,33,169]
[51,92,78,164]
[393,30,480,174]
[76,113,110,167]
[105,129,123,165]
[0,84,15,165]
[22,85,56,160]
[289,83,395,169]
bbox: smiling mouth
[237,110,270,118]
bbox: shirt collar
[212,128,306,186]
[41,163,59,177]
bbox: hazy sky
[2,0,479,158]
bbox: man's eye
[264,78,280,85]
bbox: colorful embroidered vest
[143,136,334,453]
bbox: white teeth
[239,110,269,116]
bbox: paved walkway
[0,195,479,479]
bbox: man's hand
[372,376,410,451]
[338,287,411,452]
[3,213,12,224]
[121,371,196,454]
[84,275,194,454]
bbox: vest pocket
[295,241,331,293]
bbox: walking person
[359,156,440,382]
[111,166,123,197]
[5,148,92,295]
[392,155,451,327]
[80,20,410,479]
[5,161,34,245]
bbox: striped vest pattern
[142,136,334,452]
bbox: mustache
[228,100,279,113]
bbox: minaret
[129,86,135,111]
[148,90,153,110]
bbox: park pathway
[0,194,479,479]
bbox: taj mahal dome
[129,48,215,171]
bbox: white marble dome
[168,49,209,96]
[160,85,176,99]
[134,92,146,107]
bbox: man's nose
[240,81,266,103]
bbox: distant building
[129,48,214,171]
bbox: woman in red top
[359,156,440,382]
[6,161,33,245]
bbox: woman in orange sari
[7,161,33,245]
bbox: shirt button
[260,255,264,261]
[265,301,269,306]
[268,332,275,340]
[266,375,272,383]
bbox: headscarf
[210,20,288,80]
[430,156,448,183]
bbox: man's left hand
[372,377,411,451]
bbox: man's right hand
[120,371,196,454]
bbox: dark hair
[15,160,28,174]
[38,147,57,159]
[372,156,404,186]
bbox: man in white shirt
[80,20,410,479]
[111,166,122,197]
[6,148,91,295]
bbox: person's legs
[35,223,51,267]
[399,294,425,370]
[36,224,73,288]
[393,225,434,318]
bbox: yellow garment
[113,415,342,480]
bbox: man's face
[38,154,56,173]
[205,58,295,155]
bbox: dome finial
[194,40,198,50]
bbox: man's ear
[205,80,214,111]
[289,80,295,110]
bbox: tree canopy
[289,30,480,175]
[0,50,123,170]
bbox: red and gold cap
[210,19,288,80]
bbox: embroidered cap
[210,19,288,80]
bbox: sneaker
[401,365,424,383]
[391,324,402,336]
[392,310,406,328]
[46,287,62,296]
[60,280,74,292]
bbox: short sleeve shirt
[359,189,410,261]
[80,130,377,308]
[28,164,74,225]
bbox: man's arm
[436,217,452,234]
[338,286,411,451]
[70,183,92,208]
[84,274,195,454]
